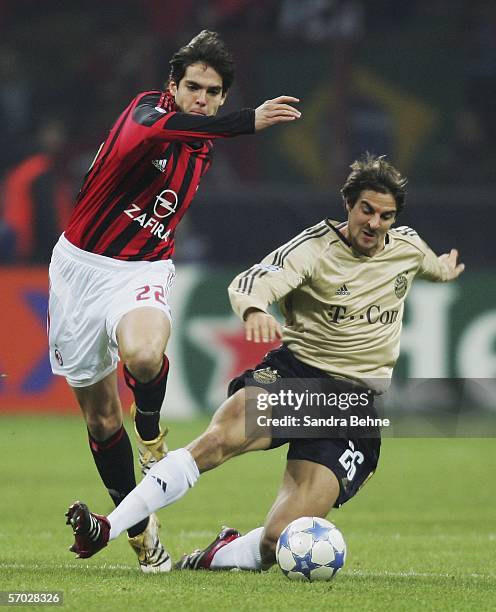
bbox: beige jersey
[228,219,451,392]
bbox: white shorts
[48,234,175,387]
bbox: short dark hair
[168,30,235,93]
[340,153,408,215]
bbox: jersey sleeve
[228,228,325,320]
[128,93,255,145]
[416,243,451,281]
[393,226,451,282]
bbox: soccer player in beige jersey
[66,154,465,571]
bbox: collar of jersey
[325,218,391,259]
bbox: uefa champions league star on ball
[48,30,301,572]
[65,154,464,574]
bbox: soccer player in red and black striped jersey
[50,30,301,572]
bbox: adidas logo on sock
[151,475,168,493]
[336,284,350,295]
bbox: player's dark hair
[168,30,235,93]
[340,153,408,215]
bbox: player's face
[169,62,227,117]
[345,190,397,256]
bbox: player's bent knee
[123,348,163,383]
[85,412,122,441]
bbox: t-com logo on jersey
[326,304,399,325]
[124,189,178,242]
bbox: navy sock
[88,426,148,538]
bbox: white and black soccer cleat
[128,512,172,573]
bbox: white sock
[107,448,199,540]
[210,527,263,570]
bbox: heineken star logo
[186,315,279,408]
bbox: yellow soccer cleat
[130,403,168,476]
[128,512,172,573]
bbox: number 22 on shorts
[135,285,166,306]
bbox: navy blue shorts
[228,345,381,507]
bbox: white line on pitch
[0,563,494,580]
[346,569,495,580]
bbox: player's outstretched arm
[254,96,301,131]
[244,308,283,343]
[438,248,465,281]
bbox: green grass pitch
[1,415,495,611]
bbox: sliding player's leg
[66,387,270,557]
[179,459,339,571]
[258,459,340,569]
[183,435,380,571]
[107,387,271,536]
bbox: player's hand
[254,96,301,131]
[245,310,283,343]
[439,248,465,280]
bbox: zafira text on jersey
[124,204,171,242]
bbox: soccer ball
[276,516,346,581]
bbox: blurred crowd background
[0,0,494,267]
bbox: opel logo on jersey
[153,189,178,218]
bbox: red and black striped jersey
[64,91,255,261]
